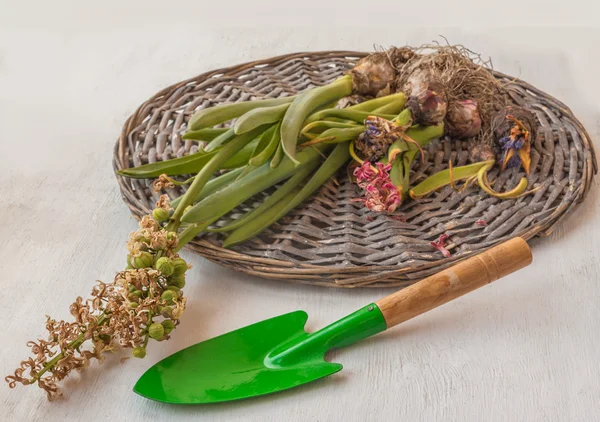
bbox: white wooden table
[1,4,599,420]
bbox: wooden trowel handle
[375,237,532,328]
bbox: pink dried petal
[430,234,452,258]
[475,219,487,226]
[354,160,402,214]
[375,162,392,173]
[353,161,376,181]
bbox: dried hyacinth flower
[353,161,401,213]
[492,106,536,175]
[430,234,452,258]
[152,174,176,192]
[6,195,189,400]
[354,116,409,161]
[445,99,482,139]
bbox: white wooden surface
[1,3,600,421]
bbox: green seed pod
[129,290,143,300]
[129,302,139,309]
[137,236,151,245]
[168,274,186,289]
[126,255,134,269]
[148,323,165,340]
[133,251,154,268]
[128,284,136,293]
[161,320,175,334]
[165,286,180,293]
[99,334,112,343]
[161,290,177,305]
[171,258,188,276]
[152,207,170,222]
[132,346,147,359]
[155,257,174,276]
[166,231,178,241]
[160,306,173,318]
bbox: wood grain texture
[1,11,600,422]
[376,238,532,327]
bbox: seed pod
[126,255,134,270]
[168,274,186,289]
[171,258,188,276]
[152,207,169,222]
[161,320,175,335]
[132,347,147,359]
[155,257,174,277]
[148,323,165,340]
[129,290,142,299]
[165,286,181,293]
[166,231,178,241]
[129,302,139,309]
[133,251,154,269]
[161,290,177,305]
[160,306,173,318]
[98,334,112,343]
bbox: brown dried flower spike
[6,195,189,400]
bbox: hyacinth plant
[6,192,194,400]
[7,45,543,400]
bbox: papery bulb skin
[446,99,482,139]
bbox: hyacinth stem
[189,95,296,131]
[281,75,353,164]
[410,161,493,198]
[181,145,329,225]
[476,162,534,199]
[348,93,407,112]
[181,127,229,142]
[167,126,266,232]
[175,220,217,251]
[222,142,351,248]
[409,159,537,200]
[170,167,245,209]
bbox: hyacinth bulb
[349,52,397,97]
[446,99,482,139]
[403,68,447,126]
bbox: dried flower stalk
[6,195,189,400]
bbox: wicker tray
[114,50,597,288]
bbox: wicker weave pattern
[114,51,597,288]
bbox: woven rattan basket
[114,50,596,288]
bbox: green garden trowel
[134,237,531,404]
